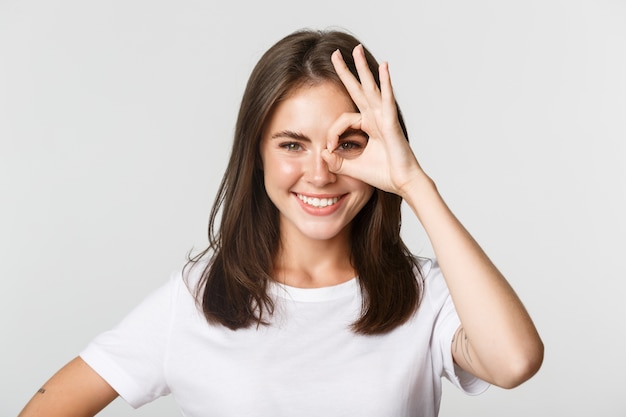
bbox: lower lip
[294,194,345,216]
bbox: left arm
[402,174,543,388]
[324,45,543,388]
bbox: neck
[274,227,355,288]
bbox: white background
[2,0,625,416]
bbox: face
[260,81,373,243]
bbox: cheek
[345,178,374,199]
[339,177,375,214]
[264,157,301,187]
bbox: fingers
[326,112,363,153]
[331,49,367,109]
[321,148,344,174]
[352,44,379,94]
[332,44,397,116]
[324,112,365,178]
[378,62,396,115]
[331,45,381,108]
[326,44,404,186]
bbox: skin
[259,82,373,288]
[18,44,543,416]
[324,45,543,388]
[18,357,117,416]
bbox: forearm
[402,174,543,388]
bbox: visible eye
[335,129,368,156]
[335,134,367,158]
[337,141,361,151]
[280,142,302,151]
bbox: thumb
[321,149,345,174]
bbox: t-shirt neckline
[268,277,358,302]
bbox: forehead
[283,80,352,105]
[264,82,355,131]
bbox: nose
[305,151,336,187]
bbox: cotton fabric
[80,257,488,416]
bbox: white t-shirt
[80,257,488,416]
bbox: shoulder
[412,256,451,309]
[414,256,434,276]
[124,260,207,316]
[181,258,210,293]
[413,256,442,286]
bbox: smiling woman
[260,82,374,251]
[18,28,543,417]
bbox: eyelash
[336,141,362,152]
[280,142,302,151]
[278,140,364,152]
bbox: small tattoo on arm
[453,327,474,369]
[37,388,46,394]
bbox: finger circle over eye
[326,112,363,151]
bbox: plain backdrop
[1,0,625,416]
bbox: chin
[296,223,350,242]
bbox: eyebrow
[270,129,367,141]
[339,128,368,140]
[271,130,310,141]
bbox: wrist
[400,172,446,221]
[398,171,436,201]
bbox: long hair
[187,28,422,334]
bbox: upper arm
[451,325,491,382]
[451,324,543,389]
[18,356,118,417]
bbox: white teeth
[297,194,339,208]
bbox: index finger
[326,111,364,154]
[331,49,368,109]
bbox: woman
[19,28,543,417]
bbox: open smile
[296,193,341,208]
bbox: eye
[335,130,368,156]
[334,140,366,159]
[280,142,302,151]
[335,134,368,157]
[337,141,361,151]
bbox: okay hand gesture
[322,45,426,197]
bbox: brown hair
[187,28,422,334]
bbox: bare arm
[403,175,544,389]
[19,357,118,417]
[325,44,544,388]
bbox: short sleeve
[80,273,179,408]
[421,258,490,395]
